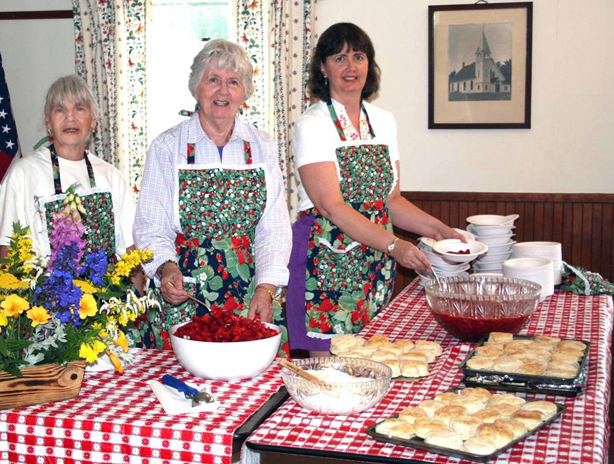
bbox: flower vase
[0,361,86,410]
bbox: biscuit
[502,341,530,354]
[512,410,543,429]
[486,403,518,418]
[466,357,495,370]
[336,350,364,358]
[382,359,401,377]
[522,401,558,420]
[330,334,365,354]
[450,396,487,414]
[413,418,448,439]
[417,399,446,417]
[393,339,415,352]
[385,421,416,439]
[489,332,514,343]
[483,341,506,349]
[532,341,556,352]
[375,418,408,436]
[384,344,406,356]
[434,404,469,425]
[492,355,523,372]
[472,408,502,424]
[435,392,462,404]
[534,335,560,344]
[409,349,436,363]
[550,352,581,365]
[490,394,526,406]
[401,360,429,378]
[366,335,391,349]
[477,423,514,448]
[475,346,503,358]
[413,340,442,356]
[400,351,430,363]
[424,429,464,450]
[554,346,584,359]
[460,387,492,402]
[494,418,528,439]
[518,359,548,375]
[557,340,587,352]
[398,406,428,424]
[463,436,498,455]
[371,350,397,362]
[531,350,553,361]
[544,365,578,378]
[450,415,483,440]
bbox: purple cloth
[286,215,331,351]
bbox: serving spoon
[280,359,330,389]
[161,374,215,406]
[166,281,229,325]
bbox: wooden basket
[0,361,86,410]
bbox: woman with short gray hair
[134,39,292,354]
[0,75,135,264]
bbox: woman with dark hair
[286,23,462,355]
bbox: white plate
[466,214,519,226]
[432,239,488,264]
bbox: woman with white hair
[134,39,292,352]
[0,75,135,262]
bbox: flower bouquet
[0,187,159,379]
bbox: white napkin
[149,380,220,415]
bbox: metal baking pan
[365,389,566,463]
[459,335,590,396]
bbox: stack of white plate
[418,237,471,280]
[503,257,554,302]
[512,242,563,285]
[466,214,518,273]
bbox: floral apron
[138,140,289,355]
[287,102,397,350]
[41,144,117,259]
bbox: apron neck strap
[49,144,95,194]
[325,100,376,141]
[186,140,253,165]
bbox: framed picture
[428,2,533,129]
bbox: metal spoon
[161,374,215,406]
[166,281,228,325]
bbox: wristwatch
[387,237,399,254]
[156,259,176,279]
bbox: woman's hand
[248,285,275,323]
[159,262,190,305]
[390,239,432,272]
[433,225,467,243]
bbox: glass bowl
[424,276,541,342]
[281,357,392,415]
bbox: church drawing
[449,27,511,98]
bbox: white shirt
[293,99,400,212]
[0,146,135,257]
[133,114,292,287]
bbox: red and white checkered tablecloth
[0,349,285,464]
[246,280,614,464]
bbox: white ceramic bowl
[476,250,513,263]
[476,234,516,246]
[466,214,519,226]
[170,321,282,381]
[281,357,392,415]
[468,224,516,237]
[432,239,488,264]
[473,262,505,271]
[454,228,476,241]
[432,263,471,274]
[503,257,554,301]
[486,241,517,253]
[423,248,455,266]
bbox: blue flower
[84,250,108,286]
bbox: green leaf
[212,240,231,251]
[208,275,223,291]
[237,264,251,282]
[305,278,318,291]
[4,365,24,378]
[95,290,125,299]
[333,311,349,322]
[305,291,314,301]
[339,296,357,311]
[345,317,354,332]
[0,337,8,356]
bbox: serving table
[0,349,287,464]
[245,280,614,464]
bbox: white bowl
[423,248,455,266]
[432,265,471,277]
[454,228,476,241]
[432,239,488,264]
[170,321,282,380]
[473,262,505,271]
[476,234,516,246]
[503,257,554,301]
[486,241,517,253]
[431,260,471,272]
[476,251,513,263]
[466,214,519,226]
[468,224,516,237]
[472,271,504,277]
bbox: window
[147,0,231,145]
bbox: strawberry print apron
[139,140,289,355]
[41,144,117,259]
[287,102,397,351]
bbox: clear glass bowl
[281,357,392,415]
[424,276,541,342]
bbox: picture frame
[428,2,533,129]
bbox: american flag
[0,50,20,182]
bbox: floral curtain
[235,0,316,216]
[72,0,148,200]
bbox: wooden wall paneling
[581,203,593,271]
[603,204,613,279]
[572,203,583,267]
[563,202,574,266]
[592,204,603,274]
[534,203,545,241]
[553,202,564,244]
[544,202,554,242]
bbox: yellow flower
[74,280,99,294]
[108,352,123,373]
[78,294,98,319]
[78,340,106,363]
[0,294,30,317]
[115,330,128,352]
[118,312,128,326]
[0,312,8,327]
[26,306,51,327]
[0,272,30,290]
